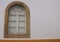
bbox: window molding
[4,1,30,38]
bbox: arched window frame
[4,1,30,38]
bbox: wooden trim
[0,39,60,42]
[4,1,30,38]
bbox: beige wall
[0,0,60,39]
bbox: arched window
[4,1,30,38]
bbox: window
[4,1,30,38]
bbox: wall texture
[0,0,60,39]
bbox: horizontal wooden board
[0,39,60,42]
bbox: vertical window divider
[16,15,19,34]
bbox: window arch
[4,1,30,38]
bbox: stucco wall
[0,0,60,39]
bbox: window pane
[18,15,25,21]
[8,28,16,34]
[9,5,26,15]
[18,22,25,28]
[18,28,26,34]
[9,15,16,21]
[8,22,16,28]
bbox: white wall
[0,0,60,39]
